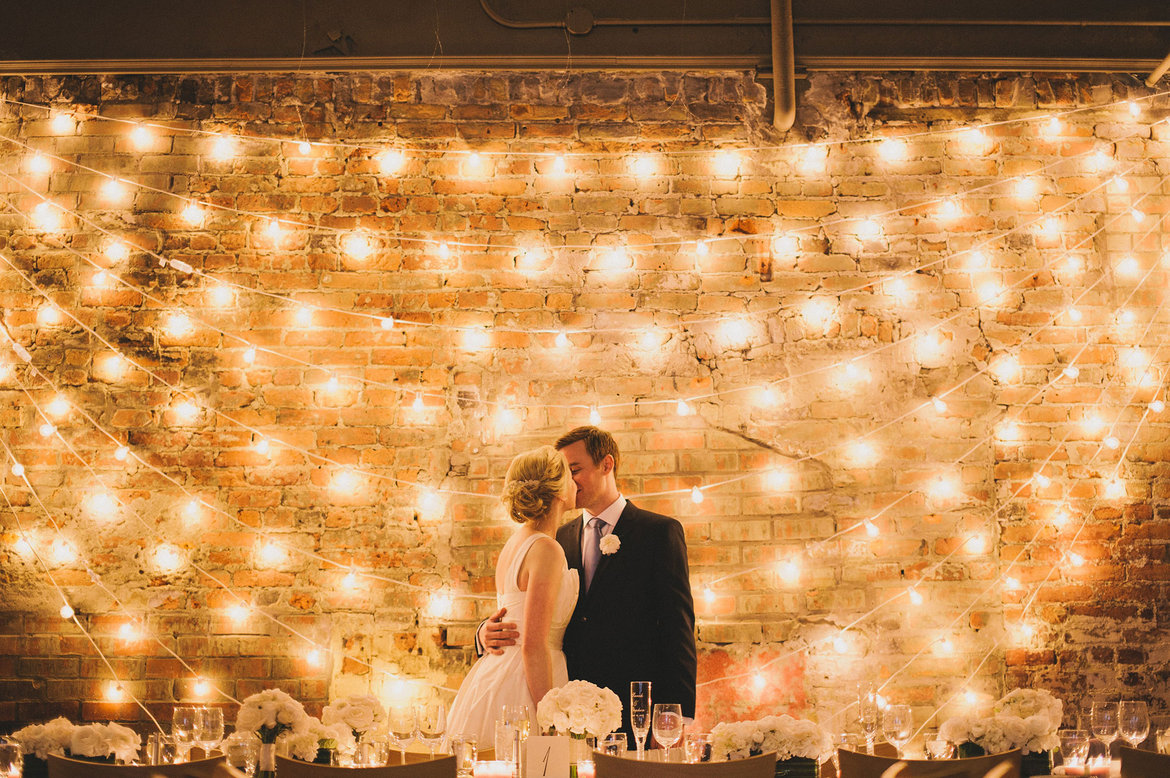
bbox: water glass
[450,736,477,778]
[195,707,225,754]
[172,706,199,761]
[629,681,652,758]
[494,719,515,763]
[1090,701,1118,745]
[1158,727,1170,755]
[0,739,21,778]
[416,701,447,756]
[600,734,627,757]
[924,737,954,760]
[389,706,417,757]
[881,704,913,759]
[1118,700,1150,747]
[684,732,710,763]
[1058,728,1089,767]
[224,738,257,772]
[652,704,683,758]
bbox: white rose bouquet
[13,717,76,760]
[710,715,830,762]
[236,688,310,778]
[283,716,355,763]
[322,694,387,741]
[940,689,1063,755]
[537,680,623,738]
[67,722,141,763]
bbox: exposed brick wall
[0,69,1167,736]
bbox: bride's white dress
[447,531,578,744]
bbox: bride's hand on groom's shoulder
[481,607,519,655]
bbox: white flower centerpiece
[13,717,76,762]
[235,688,309,778]
[939,689,1064,777]
[710,715,830,778]
[282,716,356,765]
[322,694,385,764]
[538,680,623,778]
[13,718,140,770]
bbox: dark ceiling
[2,0,1169,76]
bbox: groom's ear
[601,454,615,475]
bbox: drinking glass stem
[866,735,874,755]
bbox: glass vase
[568,733,596,778]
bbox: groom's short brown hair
[555,426,620,475]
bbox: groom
[479,426,697,736]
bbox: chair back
[274,754,456,777]
[836,748,1022,778]
[1120,745,1170,778]
[594,751,778,778]
[48,753,226,777]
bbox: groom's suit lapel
[563,514,584,578]
[584,501,638,604]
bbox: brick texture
[0,70,1167,736]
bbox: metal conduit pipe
[1148,50,1170,86]
[771,0,796,132]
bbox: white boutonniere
[599,534,620,555]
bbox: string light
[10,462,24,477]
[46,394,70,419]
[227,603,250,623]
[210,135,235,160]
[86,491,118,520]
[155,544,184,573]
[554,332,570,349]
[192,678,211,698]
[166,312,192,337]
[104,682,124,702]
[38,422,56,438]
[690,486,704,504]
[428,590,454,619]
[332,467,362,495]
[877,138,907,162]
[306,648,323,668]
[114,446,129,461]
[105,241,129,262]
[908,587,924,606]
[1127,100,1141,118]
[181,203,205,227]
[257,540,285,567]
[863,520,880,538]
[254,438,270,456]
[101,177,128,203]
[1152,400,1166,413]
[28,153,50,174]
[589,406,602,425]
[343,231,373,260]
[50,111,75,134]
[243,347,257,365]
[777,558,801,585]
[931,396,948,413]
[59,603,74,620]
[295,306,313,327]
[184,499,202,523]
[298,141,313,155]
[380,316,395,330]
[209,284,234,307]
[118,622,140,642]
[676,399,693,417]
[412,393,425,412]
[1117,255,1140,277]
[751,672,767,694]
[32,201,62,232]
[129,124,152,149]
[713,150,740,177]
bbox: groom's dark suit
[556,500,697,735]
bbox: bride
[447,446,579,743]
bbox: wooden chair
[274,753,456,777]
[47,753,227,777]
[1120,745,1170,778]
[836,748,1022,778]
[593,751,779,778]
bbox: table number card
[526,735,571,778]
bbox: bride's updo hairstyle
[501,446,572,525]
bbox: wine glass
[1119,700,1150,748]
[171,706,199,761]
[652,704,683,761]
[416,701,447,757]
[882,704,913,759]
[388,706,416,763]
[629,681,652,759]
[858,683,880,755]
[0,738,21,777]
[195,707,224,755]
[1090,701,1119,746]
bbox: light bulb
[931,396,948,413]
[1130,208,1146,223]
[757,385,780,406]
[343,231,372,260]
[1104,436,1120,450]
[966,249,989,271]
[1069,551,1085,566]
[298,141,313,155]
[1052,508,1070,527]
[87,491,118,520]
[702,587,716,606]
[848,440,878,467]
[380,316,395,330]
[1005,576,1021,591]
[550,155,567,177]
[877,138,907,162]
[295,306,313,327]
[630,154,655,178]
[777,559,801,585]
[963,690,979,707]
[1089,150,1112,171]
[601,245,628,271]
[39,422,56,438]
[173,399,199,424]
[856,219,882,240]
[713,150,740,177]
[997,420,1021,441]
[466,152,483,173]
[103,682,124,702]
[343,569,358,589]
[676,399,693,416]
[1127,100,1141,117]
[155,544,183,572]
[437,242,451,260]
[801,298,836,330]
[695,240,710,258]
[936,638,954,655]
[772,234,799,257]
[938,199,960,220]
[1067,307,1083,323]
[1045,116,1061,135]
[118,622,139,641]
[864,520,879,538]
[32,201,62,232]
[257,541,284,567]
[690,486,704,504]
[1151,400,1166,413]
[765,467,791,491]
[106,241,129,261]
[798,146,827,173]
[181,204,205,227]
[1117,255,1139,277]
[101,177,128,203]
[379,149,405,175]
[243,346,257,364]
[47,395,70,418]
[306,648,323,667]
[210,135,235,160]
[193,678,211,698]
[419,488,443,517]
[908,587,924,606]
[463,328,490,351]
[60,604,74,620]
[751,672,767,694]
[209,284,233,307]
[50,539,75,565]
[51,111,75,134]
[588,406,602,425]
[28,153,50,174]
[166,312,192,337]
[332,468,361,495]
[429,591,454,619]
[1014,177,1037,199]
[412,393,425,412]
[990,354,1020,382]
[325,375,340,392]
[254,438,270,456]
[1018,622,1036,640]
[832,634,849,654]
[1038,217,1061,239]
[184,499,201,521]
[929,475,959,501]
[555,332,570,349]
[967,535,986,554]
[11,463,24,477]
[114,445,129,461]
[227,603,249,622]
[1034,473,1052,488]
[93,270,109,287]
[960,128,988,152]
[130,124,152,149]
[1081,413,1105,436]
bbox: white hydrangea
[940,689,1065,755]
[710,715,831,762]
[65,722,141,762]
[536,681,623,737]
[13,717,76,760]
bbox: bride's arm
[518,536,565,707]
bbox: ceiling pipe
[771,0,796,132]
[1147,50,1170,86]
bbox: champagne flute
[652,704,683,761]
[389,706,416,763]
[416,701,447,757]
[1118,700,1150,748]
[171,706,199,761]
[1090,701,1119,746]
[881,704,913,759]
[858,683,879,755]
[630,681,652,759]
